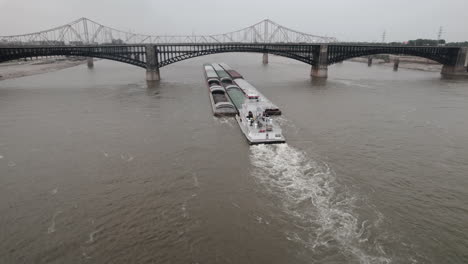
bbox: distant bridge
[0,18,467,81]
[0,17,337,45]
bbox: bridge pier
[145,45,160,82]
[393,57,400,71]
[146,69,160,81]
[441,65,468,77]
[262,53,269,64]
[368,56,373,67]
[311,45,328,79]
[311,65,328,78]
[87,57,94,68]
[441,47,468,78]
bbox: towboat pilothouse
[235,99,285,145]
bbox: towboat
[235,99,285,145]
[204,64,237,116]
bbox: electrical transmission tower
[437,26,443,41]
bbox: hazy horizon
[0,0,467,42]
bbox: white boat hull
[235,115,285,145]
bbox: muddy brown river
[1,54,467,263]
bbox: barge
[219,63,243,79]
[224,85,246,110]
[233,78,282,116]
[211,63,234,85]
[203,64,236,116]
[209,63,245,111]
[217,63,281,115]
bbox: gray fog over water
[1,55,468,263]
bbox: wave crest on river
[249,144,391,264]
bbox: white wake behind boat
[235,99,285,145]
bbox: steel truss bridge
[1,18,467,80]
[0,17,337,45]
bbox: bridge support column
[393,57,400,71]
[311,65,328,78]
[146,69,160,81]
[87,57,94,68]
[262,53,269,64]
[368,56,373,67]
[311,45,328,79]
[145,45,160,82]
[441,47,468,78]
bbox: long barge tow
[204,63,285,144]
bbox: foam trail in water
[249,144,390,264]
[192,173,199,188]
[47,210,62,234]
[86,229,101,244]
[214,117,235,128]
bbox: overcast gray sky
[0,0,467,42]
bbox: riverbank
[0,57,88,81]
[349,56,443,72]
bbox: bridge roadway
[1,43,467,81]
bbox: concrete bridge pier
[145,45,160,81]
[441,47,468,77]
[87,57,94,68]
[368,56,373,67]
[311,64,328,78]
[262,53,269,64]
[146,69,160,82]
[311,45,328,79]
[393,57,400,71]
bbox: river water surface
[1,54,467,263]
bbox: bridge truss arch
[327,45,461,66]
[156,44,320,68]
[1,44,465,81]
[0,44,322,69]
[0,45,147,68]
